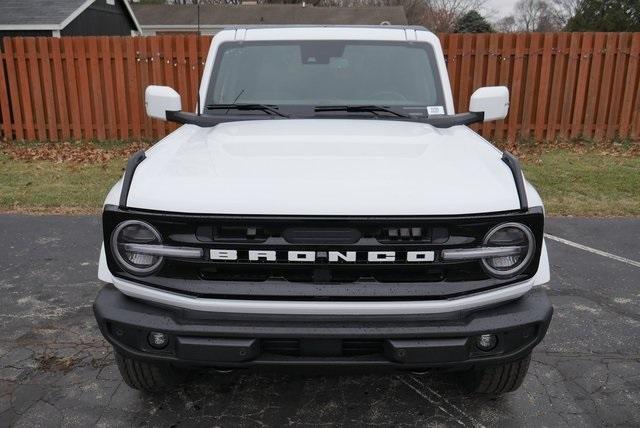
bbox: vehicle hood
[121,119,526,215]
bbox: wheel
[115,351,187,393]
[460,353,531,394]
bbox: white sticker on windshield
[427,106,445,115]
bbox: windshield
[205,40,445,110]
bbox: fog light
[476,334,498,351]
[148,331,169,349]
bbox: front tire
[461,353,531,394]
[115,351,187,393]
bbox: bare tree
[513,0,562,31]
[389,0,429,25]
[303,0,489,30]
[417,0,487,32]
[549,0,580,27]
[494,15,517,32]
[255,0,432,25]
[137,0,494,30]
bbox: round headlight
[111,220,163,275]
[481,222,535,278]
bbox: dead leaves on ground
[1,141,150,165]
[494,139,640,163]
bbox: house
[130,3,408,36]
[0,0,141,38]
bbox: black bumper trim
[93,284,552,370]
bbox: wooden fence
[0,33,639,142]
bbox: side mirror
[469,86,509,122]
[145,85,181,121]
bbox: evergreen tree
[453,10,494,33]
[565,0,640,31]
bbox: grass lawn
[523,151,640,216]
[1,143,639,216]
[0,153,125,214]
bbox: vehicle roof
[224,25,429,30]
[217,25,435,42]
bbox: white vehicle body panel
[105,119,541,216]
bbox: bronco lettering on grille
[209,249,435,263]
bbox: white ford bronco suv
[94,26,552,394]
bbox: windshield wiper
[205,103,288,117]
[314,105,410,118]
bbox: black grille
[196,263,485,283]
[282,227,361,244]
[103,205,544,300]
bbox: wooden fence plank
[484,33,501,139]
[485,33,500,88]
[571,33,593,138]
[495,33,513,140]
[112,37,128,140]
[560,32,581,139]
[632,60,640,139]
[87,37,106,140]
[3,38,23,140]
[100,37,117,139]
[471,34,486,91]
[583,33,606,138]
[0,51,12,139]
[25,38,48,141]
[619,33,640,137]
[458,34,473,114]
[15,38,36,140]
[546,33,568,141]
[521,33,541,140]
[74,38,93,139]
[38,38,58,141]
[50,37,70,140]
[606,33,629,140]
[594,33,618,140]
[125,37,142,140]
[507,33,527,142]
[62,38,82,140]
[534,33,554,141]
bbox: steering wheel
[367,90,408,102]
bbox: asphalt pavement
[0,215,638,427]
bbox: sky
[483,0,519,19]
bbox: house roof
[0,0,141,31]
[131,4,408,28]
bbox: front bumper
[93,284,552,371]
